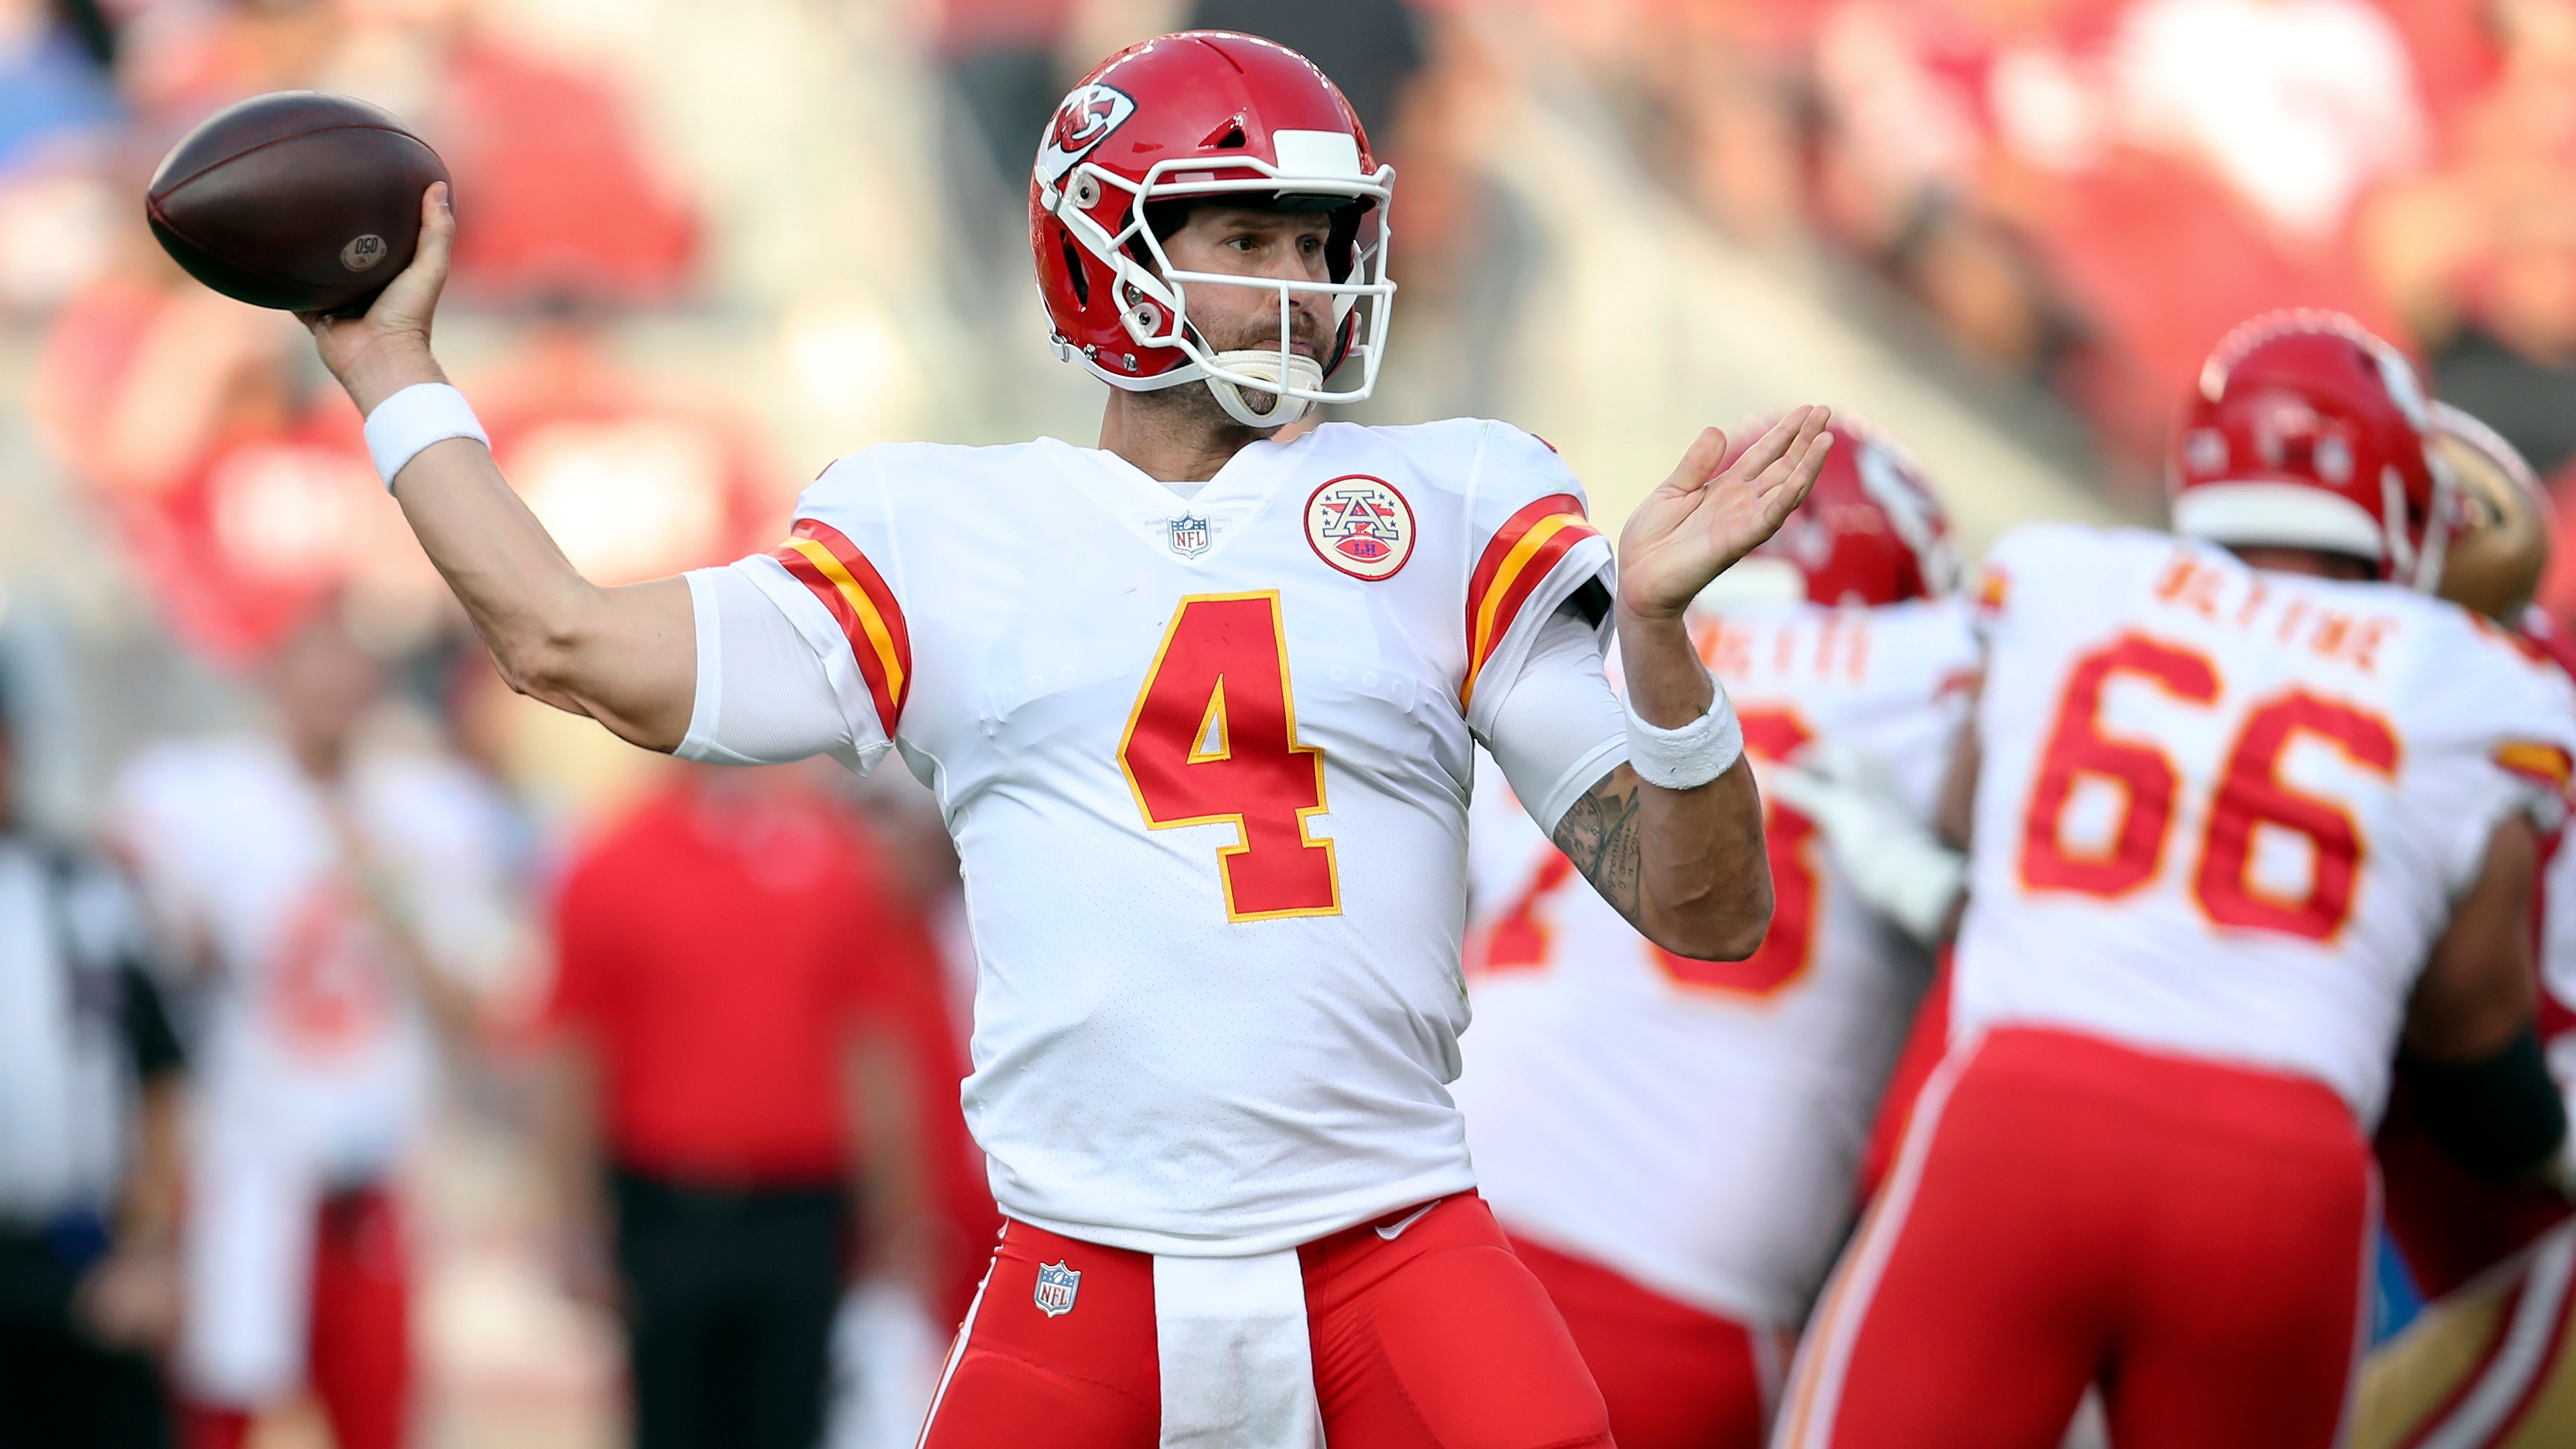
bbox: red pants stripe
[1779,1028,2374,1449]
[917,1192,1611,1449]
[1507,1235,1779,1449]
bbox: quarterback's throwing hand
[1617,407,1834,622]
[300,183,455,414]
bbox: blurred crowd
[1556,0,2576,541]
[13,0,2573,641]
[6,4,1001,1441]
[1,0,2572,1446]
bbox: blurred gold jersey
[2355,1223,2576,1448]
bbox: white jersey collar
[1043,429,1326,566]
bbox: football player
[2350,403,2576,1449]
[110,610,521,1449]
[1451,419,1975,1449]
[288,30,1833,1449]
[1773,312,2576,1449]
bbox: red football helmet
[2168,310,2454,589]
[1703,417,1959,608]
[1028,32,1395,428]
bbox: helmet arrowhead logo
[1037,83,1137,189]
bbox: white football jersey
[1957,524,2576,1123]
[1453,598,1976,1326]
[707,421,1615,1256]
[110,739,517,1178]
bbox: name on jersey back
[2143,550,2399,677]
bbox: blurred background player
[1451,418,1973,1449]
[0,663,187,1449]
[537,757,980,1449]
[1776,312,2576,1449]
[111,606,522,1449]
[2349,403,2576,1448]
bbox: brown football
[146,91,448,315]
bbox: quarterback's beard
[1191,308,1331,424]
[1129,369,1260,432]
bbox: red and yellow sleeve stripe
[1462,493,1602,708]
[767,518,912,734]
[2495,740,2575,795]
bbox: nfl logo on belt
[1167,514,1211,559]
[1033,1261,1081,1317]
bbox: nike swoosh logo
[1375,1203,1438,1241]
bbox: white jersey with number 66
[1956,523,2576,1124]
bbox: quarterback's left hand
[1617,407,1833,622]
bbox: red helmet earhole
[1059,231,1090,308]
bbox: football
[145,91,448,315]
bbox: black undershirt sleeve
[2399,1028,2568,1182]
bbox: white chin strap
[1206,351,1325,429]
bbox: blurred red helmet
[2169,310,2453,589]
[1028,32,1395,428]
[1703,417,1959,608]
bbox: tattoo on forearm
[1554,767,1644,921]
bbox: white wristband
[1624,675,1744,790]
[364,382,488,492]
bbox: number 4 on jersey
[1120,592,1342,921]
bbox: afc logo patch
[1033,1261,1081,1318]
[1304,475,1415,581]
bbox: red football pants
[183,1188,411,1449]
[1508,1234,1779,1449]
[1777,1028,2373,1449]
[917,1192,1612,1449]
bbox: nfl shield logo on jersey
[1033,1261,1081,1317]
[1167,514,1211,558]
[1304,475,1416,581]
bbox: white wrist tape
[364,382,488,492]
[1624,675,1744,790]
